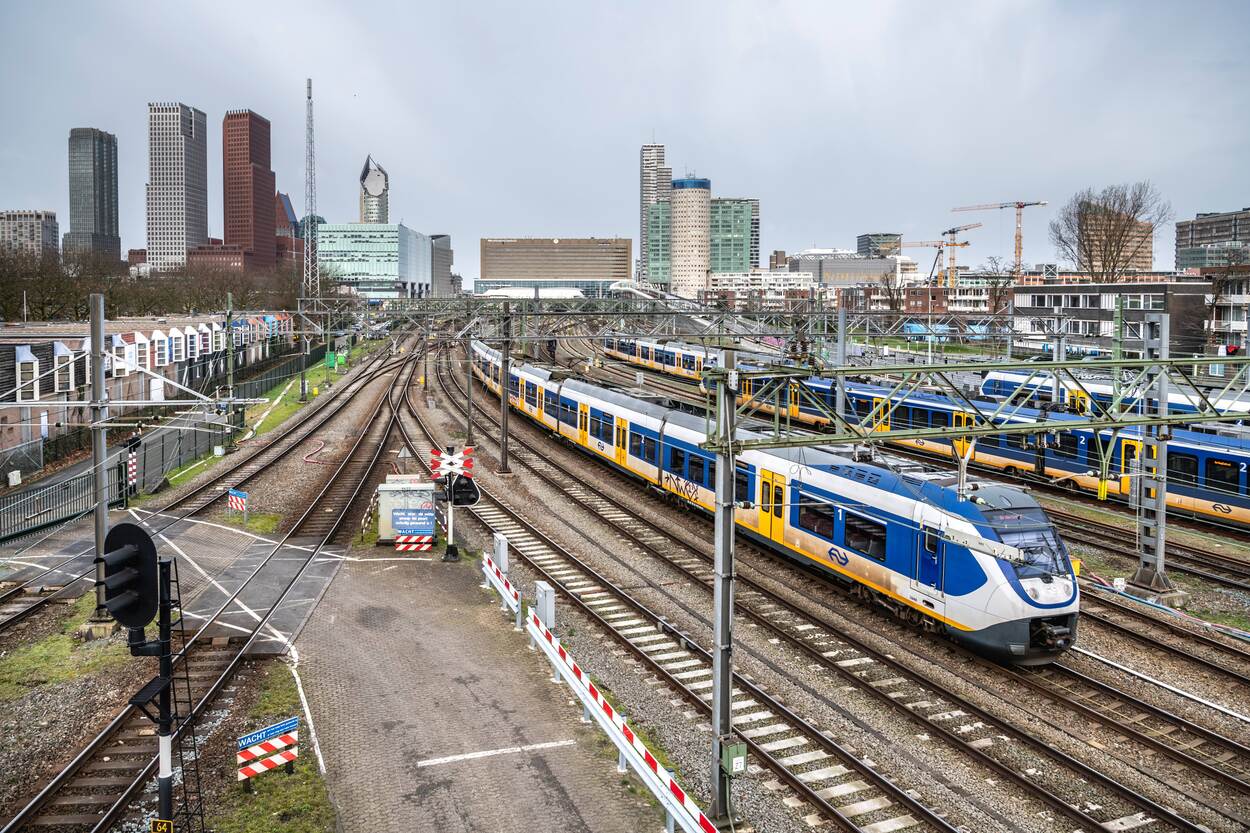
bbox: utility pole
[156,558,174,822]
[464,331,475,445]
[1130,313,1180,601]
[1051,312,1065,404]
[225,292,235,448]
[90,293,109,620]
[835,306,846,424]
[710,349,737,825]
[499,303,512,474]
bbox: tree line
[0,250,301,321]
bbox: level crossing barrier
[480,550,522,630]
[526,607,716,833]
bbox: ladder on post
[169,560,206,832]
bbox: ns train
[473,340,1078,664]
[601,336,1250,528]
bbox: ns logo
[828,546,849,567]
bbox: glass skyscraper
[64,128,120,261]
[317,223,431,299]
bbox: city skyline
[2,1,1248,279]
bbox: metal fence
[0,439,42,480]
[0,458,126,545]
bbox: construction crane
[952,201,1047,277]
[939,223,982,287]
[901,237,972,288]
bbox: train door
[871,397,891,432]
[758,470,787,546]
[952,412,972,456]
[577,403,589,445]
[789,382,801,419]
[1069,389,1090,415]
[912,529,946,612]
[614,418,628,466]
[1120,437,1141,496]
[536,385,544,421]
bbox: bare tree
[979,256,1014,315]
[875,267,903,318]
[1048,181,1172,281]
[1204,248,1250,356]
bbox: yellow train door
[578,404,589,445]
[952,411,972,456]
[536,385,544,421]
[1120,437,1142,495]
[615,417,628,466]
[758,470,787,546]
[1069,389,1089,414]
[789,382,801,419]
[871,397,891,432]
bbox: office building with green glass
[645,195,755,287]
[317,223,432,299]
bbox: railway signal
[100,522,159,633]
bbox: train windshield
[984,508,1071,579]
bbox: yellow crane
[901,233,974,288]
[952,200,1047,276]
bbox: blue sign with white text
[393,507,436,535]
[238,716,299,750]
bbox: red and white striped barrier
[126,451,138,489]
[237,731,299,781]
[526,609,716,833]
[481,551,523,629]
[395,535,433,552]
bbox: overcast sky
[3,0,1248,279]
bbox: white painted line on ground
[242,377,297,441]
[414,739,577,769]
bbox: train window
[544,390,559,410]
[772,485,783,518]
[1168,452,1198,485]
[735,467,752,505]
[682,355,696,371]
[524,383,538,407]
[796,493,835,541]
[629,431,644,458]
[670,447,687,477]
[844,513,887,561]
[1205,458,1241,494]
[924,531,939,553]
[1055,432,1081,459]
[698,459,712,487]
[893,406,912,428]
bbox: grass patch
[1189,607,1250,632]
[245,379,306,437]
[209,663,334,833]
[221,511,283,535]
[167,451,222,489]
[0,594,129,701]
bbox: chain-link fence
[0,439,42,480]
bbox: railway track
[0,344,404,636]
[435,349,1232,833]
[1,347,417,833]
[415,355,959,833]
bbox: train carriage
[600,334,1250,528]
[473,340,1079,664]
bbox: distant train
[601,336,1250,528]
[474,340,1078,664]
[980,370,1250,420]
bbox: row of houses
[1,313,296,454]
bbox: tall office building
[431,234,455,297]
[1175,208,1250,268]
[222,110,276,271]
[146,102,208,271]
[317,223,430,299]
[359,156,389,223]
[0,211,59,255]
[711,198,754,273]
[64,128,120,261]
[639,144,670,278]
[478,237,632,297]
[857,232,902,258]
[749,198,760,268]
[670,178,711,299]
[645,201,671,285]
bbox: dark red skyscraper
[223,110,276,271]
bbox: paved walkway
[297,554,660,833]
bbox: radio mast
[302,78,318,299]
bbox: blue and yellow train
[601,336,1250,528]
[474,340,1079,664]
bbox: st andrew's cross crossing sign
[430,446,474,478]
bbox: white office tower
[639,143,670,278]
[670,177,711,299]
[359,155,389,223]
[145,103,208,271]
